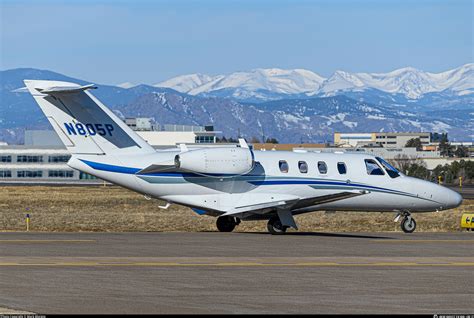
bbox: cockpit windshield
[376,157,401,178]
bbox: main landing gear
[396,212,417,233]
[267,215,289,235]
[216,216,240,232]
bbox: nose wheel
[216,216,239,232]
[400,215,417,233]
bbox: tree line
[390,157,474,185]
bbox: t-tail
[24,80,155,156]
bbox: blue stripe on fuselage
[80,159,141,174]
[247,179,409,195]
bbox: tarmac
[0,231,473,314]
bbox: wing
[222,189,368,218]
[291,190,369,210]
[222,197,300,217]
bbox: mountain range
[0,65,472,145]
[156,64,473,102]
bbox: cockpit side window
[337,162,347,175]
[279,160,289,173]
[365,159,385,176]
[376,157,400,178]
[298,161,308,173]
[317,161,327,174]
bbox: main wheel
[401,217,416,233]
[216,216,237,232]
[267,216,288,235]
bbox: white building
[124,117,156,131]
[0,145,84,182]
[334,133,374,147]
[334,132,432,148]
[124,118,219,146]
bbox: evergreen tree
[454,146,469,158]
[265,137,279,144]
[439,134,454,157]
[405,138,423,151]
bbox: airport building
[334,132,431,148]
[333,133,375,147]
[0,145,82,182]
[124,118,218,146]
[124,117,156,131]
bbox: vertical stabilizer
[24,80,155,156]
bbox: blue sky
[1,0,472,85]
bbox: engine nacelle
[175,147,254,176]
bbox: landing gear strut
[399,212,416,233]
[267,215,288,235]
[216,216,239,232]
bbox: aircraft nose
[443,188,463,209]
[408,178,463,211]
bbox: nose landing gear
[396,211,417,233]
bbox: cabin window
[298,161,308,173]
[365,159,385,176]
[337,162,347,174]
[317,161,327,174]
[279,160,289,173]
[376,157,400,178]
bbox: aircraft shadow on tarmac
[203,231,395,239]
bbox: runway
[0,232,473,314]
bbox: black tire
[216,216,236,232]
[267,216,287,235]
[401,217,416,233]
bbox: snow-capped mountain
[317,64,473,99]
[155,73,216,93]
[156,68,326,101]
[155,64,473,101]
[117,82,138,89]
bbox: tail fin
[24,80,155,155]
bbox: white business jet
[24,80,462,234]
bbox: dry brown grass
[0,185,472,233]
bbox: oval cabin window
[298,161,308,173]
[279,160,289,173]
[317,161,327,174]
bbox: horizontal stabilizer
[35,83,97,95]
[136,161,184,175]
